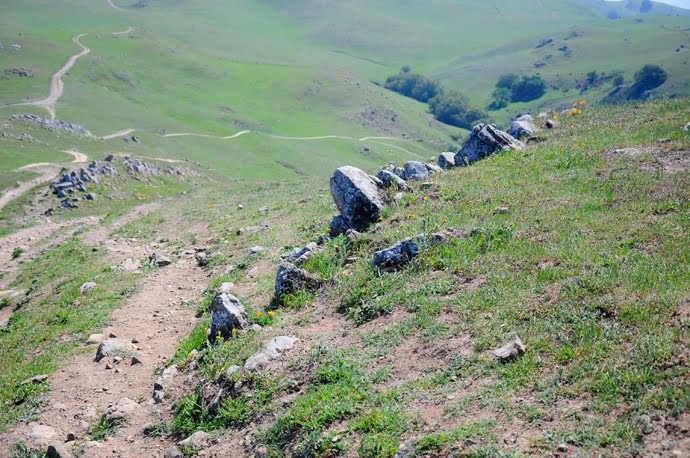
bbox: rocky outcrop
[11,114,96,138]
[51,161,117,198]
[507,115,538,139]
[208,292,249,343]
[330,166,386,233]
[455,124,525,166]
[273,263,322,305]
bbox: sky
[606,0,690,8]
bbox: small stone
[79,282,97,294]
[109,332,117,338]
[493,336,526,363]
[238,204,244,209]
[46,442,72,458]
[131,356,142,365]
[557,443,568,452]
[105,363,113,370]
[131,338,139,344]
[164,446,184,458]
[249,246,263,255]
[494,207,510,215]
[258,206,269,213]
[66,432,76,442]
[148,252,172,267]
[86,334,103,345]
[251,324,262,332]
[21,374,49,385]
[178,431,211,448]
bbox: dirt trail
[111,26,133,36]
[102,129,136,140]
[106,0,124,11]
[4,34,91,119]
[0,150,87,211]
[3,202,208,457]
[161,130,251,140]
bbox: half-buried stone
[244,336,300,372]
[273,263,323,306]
[208,292,249,344]
[401,161,429,181]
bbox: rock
[21,374,49,385]
[455,124,525,166]
[636,414,654,435]
[153,366,179,404]
[178,431,211,449]
[86,334,103,345]
[244,336,300,372]
[47,442,73,458]
[28,423,56,444]
[61,198,79,209]
[131,356,142,365]
[393,437,418,457]
[120,258,141,272]
[330,165,386,232]
[682,121,690,131]
[287,242,318,265]
[372,238,421,269]
[249,246,264,255]
[375,170,412,192]
[218,282,235,294]
[80,441,101,458]
[493,336,526,363]
[545,118,558,129]
[208,292,249,343]
[273,263,322,305]
[131,136,140,143]
[328,215,350,237]
[94,338,134,362]
[104,398,138,424]
[425,163,442,174]
[557,443,568,453]
[258,206,269,213]
[401,161,429,181]
[79,282,97,294]
[507,114,538,139]
[195,251,208,266]
[148,252,171,267]
[164,446,184,458]
[85,193,97,201]
[438,152,456,169]
[494,207,510,215]
[11,114,96,138]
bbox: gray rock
[85,334,103,345]
[372,237,422,269]
[80,441,101,458]
[273,263,322,305]
[330,166,386,232]
[375,170,412,192]
[79,282,97,294]
[328,215,351,237]
[153,365,178,404]
[28,423,57,444]
[120,258,141,272]
[683,121,690,131]
[249,246,264,255]
[94,338,135,362]
[164,446,184,458]
[425,163,442,174]
[244,336,299,372]
[148,252,171,267]
[12,114,96,138]
[178,431,211,449]
[507,114,538,139]
[61,198,79,209]
[208,292,249,344]
[401,161,429,181]
[455,124,525,166]
[103,398,138,424]
[545,118,558,129]
[493,336,526,363]
[287,242,318,265]
[438,152,456,169]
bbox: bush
[510,75,547,102]
[630,64,667,97]
[429,91,488,130]
[384,70,440,103]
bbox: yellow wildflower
[268,311,275,317]
[256,311,262,318]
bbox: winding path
[161,130,252,140]
[112,26,133,36]
[102,128,136,140]
[4,34,91,119]
[106,0,124,11]
[0,150,88,211]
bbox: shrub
[384,71,440,103]
[630,64,667,97]
[510,75,547,102]
[429,91,488,130]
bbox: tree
[629,64,667,98]
[429,91,488,130]
[496,73,520,89]
[384,72,440,103]
[488,87,511,111]
[510,75,546,102]
[400,65,412,74]
[613,75,625,87]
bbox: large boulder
[401,161,429,181]
[330,166,386,232]
[455,124,525,166]
[208,292,249,343]
[274,263,322,305]
[507,115,538,139]
[438,152,456,169]
[375,170,412,192]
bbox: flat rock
[178,431,211,449]
[148,252,172,267]
[86,334,103,345]
[28,423,57,444]
[507,114,539,139]
[104,398,138,424]
[375,170,412,192]
[244,336,299,372]
[372,238,421,269]
[46,442,73,458]
[401,161,429,181]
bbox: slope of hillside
[1,97,688,457]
